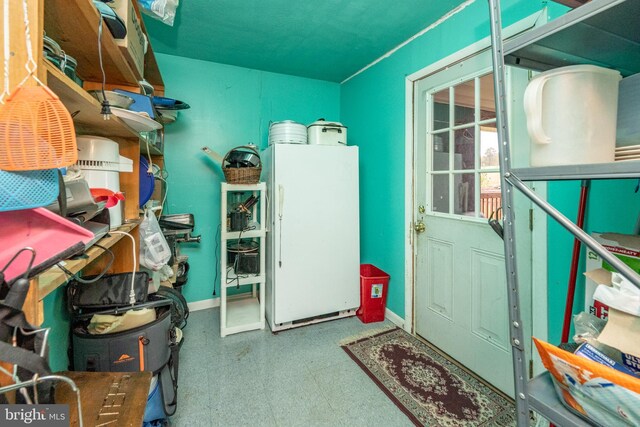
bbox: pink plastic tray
[0,208,94,282]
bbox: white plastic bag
[137,0,179,26]
[140,209,171,271]
[593,272,640,316]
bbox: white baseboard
[188,297,220,312]
[385,308,404,329]
[190,299,405,329]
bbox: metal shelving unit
[527,373,596,427]
[503,0,640,77]
[487,0,640,425]
[512,161,640,181]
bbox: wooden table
[55,371,152,427]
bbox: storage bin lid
[308,118,346,129]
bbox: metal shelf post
[485,0,640,425]
[487,0,530,424]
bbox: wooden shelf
[44,0,141,86]
[5,0,166,328]
[56,371,152,427]
[37,221,140,301]
[44,0,165,91]
[45,61,140,139]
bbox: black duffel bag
[67,272,149,312]
[70,300,181,417]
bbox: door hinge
[529,209,534,231]
[529,359,534,379]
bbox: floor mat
[341,327,516,426]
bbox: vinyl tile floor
[169,308,413,427]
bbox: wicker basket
[222,145,262,184]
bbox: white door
[413,50,532,397]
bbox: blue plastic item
[0,169,59,212]
[152,96,190,110]
[139,157,155,207]
[143,376,165,425]
[113,89,156,118]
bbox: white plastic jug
[524,65,621,167]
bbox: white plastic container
[269,120,307,145]
[307,119,347,146]
[524,65,621,167]
[617,73,640,147]
[76,136,133,229]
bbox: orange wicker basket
[222,145,262,184]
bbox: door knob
[414,220,426,233]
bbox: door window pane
[480,172,502,219]
[480,124,499,169]
[454,173,475,216]
[433,88,449,131]
[454,80,475,125]
[454,127,475,170]
[432,174,449,213]
[426,72,500,220]
[432,132,449,171]
[479,74,496,121]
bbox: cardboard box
[584,233,640,319]
[597,308,640,375]
[110,0,146,78]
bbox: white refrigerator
[262,144,360,331]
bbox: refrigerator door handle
[278,185,284,267]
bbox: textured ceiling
[143,1,465,82]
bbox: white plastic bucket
[76,136,132,229]
[524,65,621,167]
[269,120,307,144]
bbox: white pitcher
[524,65,621,167]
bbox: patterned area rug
[341,328,516,426]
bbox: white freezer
[263,144,360,329]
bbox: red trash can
[357,264,390,323]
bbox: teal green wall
[156,54,340,303]
[39,54,339,371]
[42,287,70,371]
[41,1,634,373]
[339,0,636,345]
[340,0,551,317]
[546,180,640,344]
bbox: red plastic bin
[357,264,390,323]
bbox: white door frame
[403,11,548,357]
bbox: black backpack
[152,287,189,329]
